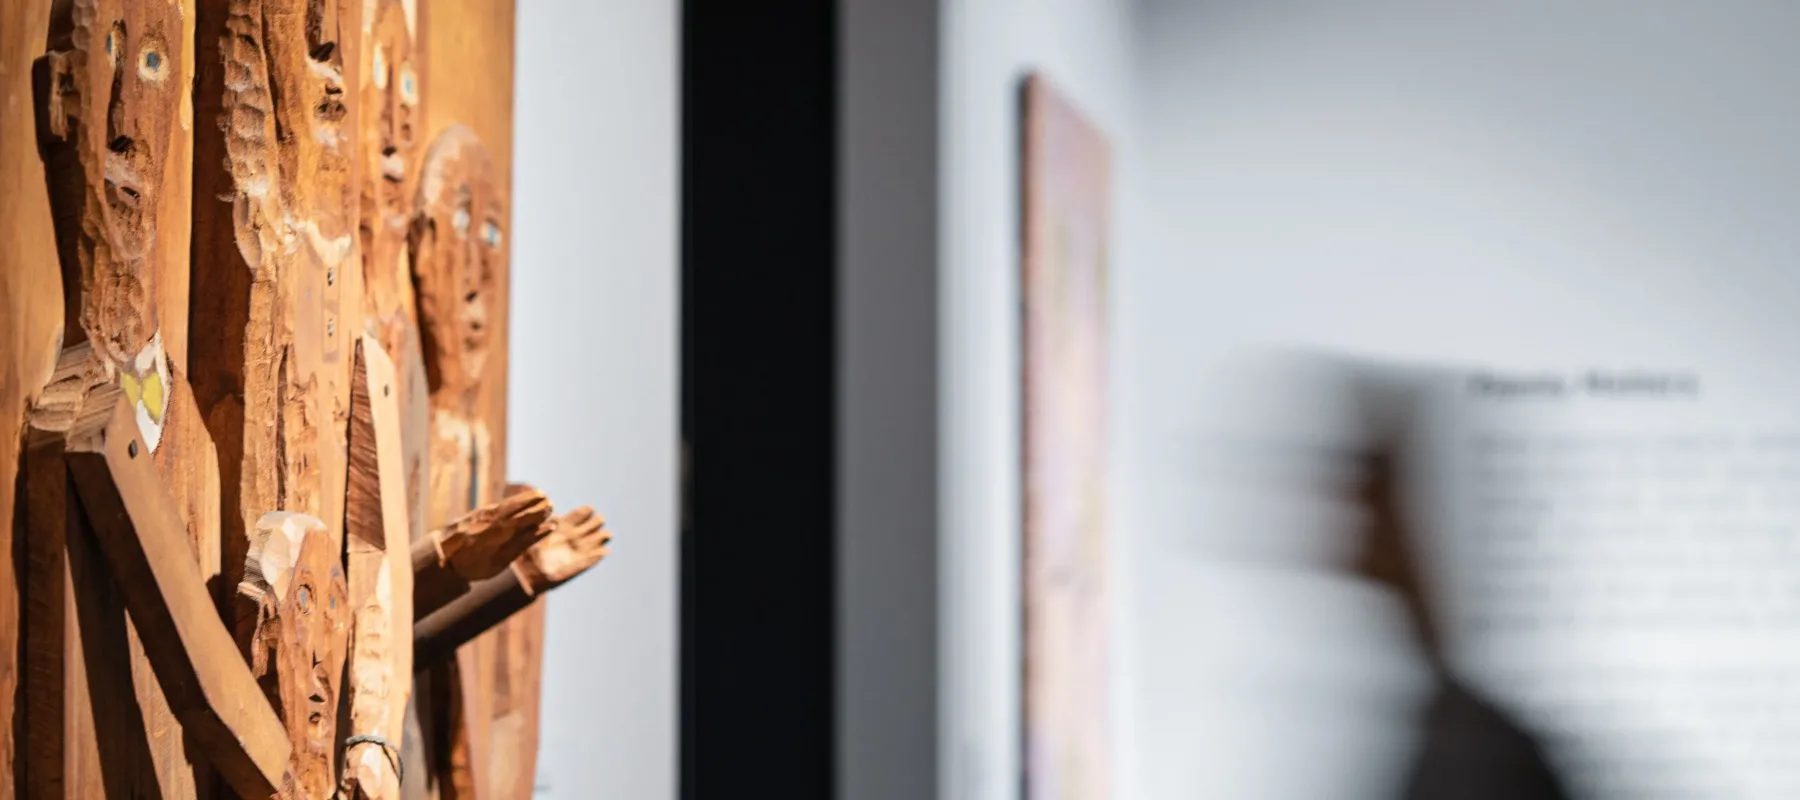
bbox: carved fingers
[425,484,553,580]
[514,507,612,595]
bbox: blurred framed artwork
[1021,72,1112,800]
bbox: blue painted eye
[399,65,418,104]
[139,46,167,80]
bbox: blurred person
[1354,432,1572,800]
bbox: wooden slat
[21,345,106,799]
[63,386,290,798]
[345,335,416,799]
[0,0,58,774]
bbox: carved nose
[108,135,134,154]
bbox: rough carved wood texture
[190,0,360,603]
[345,335,414,800]
[239,511,349,800]
[1,3,60,793]
[65,385,292,798]
[357,0,434,636]
[27,0,218,795]
[22,344,108,800]
[5,0,531,796]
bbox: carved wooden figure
[358,0,434,629]
[35,0,183,427]
[1,1,594,797]
[410,123,507,799]
[191,0,359,599]
[414,124,505,530]
[361,0,422,364]
[240,512,350,800]
[31,1,221,796]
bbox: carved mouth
[105,154,145,209]
[381,147,405,182]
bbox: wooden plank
[0,0,60,787]
[21,346,106,800]
[344,335,415,799]
[63,386,291,798]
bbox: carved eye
[453,207,471,237]
[481,220,502,250]
[139,46,167,81]
[399,64,418,106]
[372,45,388,89]
[297,584,312,613]
[105,23,124,66]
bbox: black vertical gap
[680,0,838,798]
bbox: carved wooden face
[48,0,183,267]
[359,0,419,355]
[282,530,349,797]
[363,0,417,234]
[265,0,356,247]
[39,0,185,448]
[412,126,505,407]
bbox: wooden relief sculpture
[411,124,503,799]
[361,0,423,364]
[414,124,504,532]
[241,512,349,798]
[30,1,217,796]
[35,0,183,428]
[190,0,357,579]
[66,384,291,798]
[4,1,616,797]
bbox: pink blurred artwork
[1021,72,1112,800]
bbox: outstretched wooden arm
[62,385,291,798]
[413,508,611,669]
[411,484,554,619]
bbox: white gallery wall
[1125,0,1800,797]
[510,0,678,797]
